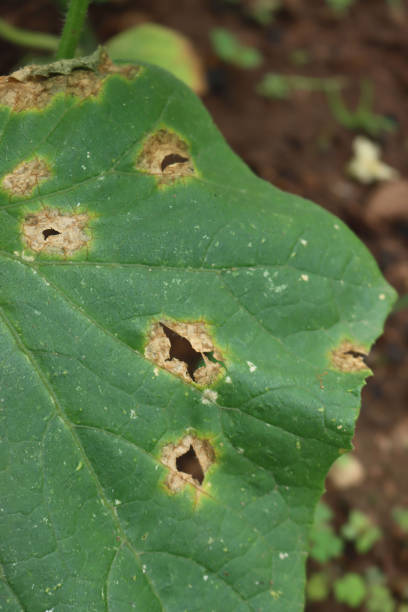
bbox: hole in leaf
[176,445,204,484]
[344,349,368,365]
[42,227,61,240]
[160,324,204,381]
[145,320,224,385]
[161,434,215,493]
[331,340,369,372]
[22,208,90,255]
[136,129,195,183]
[161,153,189,172]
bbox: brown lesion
[330,340,369,373]
[2,157,50,197]
[144,319,224,385]
[0,50,138,113]
[161,434,215,494]
[136,129,195,184]
[22,207,90,256]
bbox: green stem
[0,18,59,52]
[56,0,91,60]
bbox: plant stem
[0,18,59,52]
[56,0,91,60]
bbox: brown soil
[1,0,407,608]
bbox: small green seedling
[210,27,263,68]
[307,572,331,602]
[0,1,396,610]
[327,79,396,136]
[341,510,383,553]
[392,507,408,533]
[257,72,344,99]
[222,0,281,25]
[245,0,282,24]
[367,585,395,612]
[333,573,367,608]
[364,568,396,612]
[326,0,356,14]
[309,502,344,563]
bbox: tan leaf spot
[2,157,50,197]
[136,129,195,184]
[330,340,369,372]
[161,434,215,493]
[145,320,224,385]
[22,208,90,256]
[0,50,138,112]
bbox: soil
[0,1,407,609]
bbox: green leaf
[366,584,396,612]
[0,52,395,610]
[341,510,382,553]
[256,73,344,100]
[309,525,344,563]
[210,28,263,69]
[306,572,330,602]
[308,501,343,563]
[106,23,206,95]
[392,507,408,533]
[333,573,367,607]
[325,0,356,14]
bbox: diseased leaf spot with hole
[0,50,138,112]
[161,434,215,493]
[22,208,90,255]
[330,340,369,372]
[136,128,195,183]
[1,157,50,197]
[144,319,224,385]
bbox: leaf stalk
[56,0,91,60]
[0,18,59,52]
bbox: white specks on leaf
[247,361,257,373]
[14,250,35,262]
[379,293,386,300]
[279,552,289,560]
[201,389,218,405]
[300,274,309,282]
